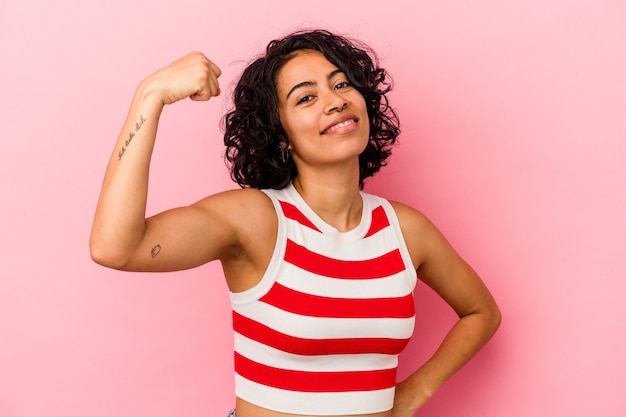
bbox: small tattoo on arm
[118,115,147,160]
[151,244,161,258]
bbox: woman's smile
[321,116,359,135]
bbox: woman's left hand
[390,379,430,417]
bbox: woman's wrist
[395,375,438,414]
[135,76,167,110]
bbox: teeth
[326,119,354,133]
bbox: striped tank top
[229,183,417,415]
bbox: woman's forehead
[276,50,341,96]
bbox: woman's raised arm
[89,52,226,271]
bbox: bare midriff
[235,398,392,417]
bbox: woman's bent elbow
[89,237,132,270]
[489,304,503,336]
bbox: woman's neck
[292,170,363,232]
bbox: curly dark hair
[222,29,400,189]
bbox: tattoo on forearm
[151,244,161,258]
[118,115,147,160]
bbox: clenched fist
[141,51,222,105]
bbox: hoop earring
[280,148,290,164]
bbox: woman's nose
[324,92,347,114]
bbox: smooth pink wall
[1,1,625,416]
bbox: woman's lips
[322,118,358,134]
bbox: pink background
[1,0,625,416]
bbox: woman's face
[276,49,369,170]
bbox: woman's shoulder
[194,187,278,252]
[386,200,442,266]
[387,200,430,227]
[195,187,275,218]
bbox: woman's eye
[335,81,351,90]
[296,95,313,105]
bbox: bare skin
[90,50,501,417]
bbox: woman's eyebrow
[285,69,345,100]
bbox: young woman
[90,30,501,417]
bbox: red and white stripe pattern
[230,184,417,415]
